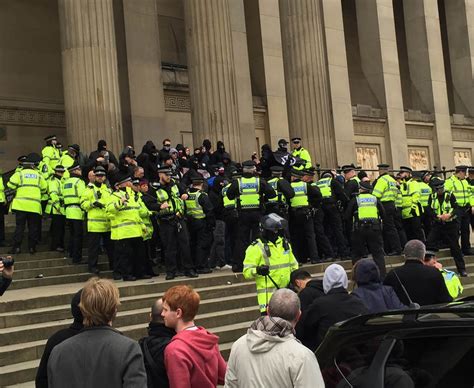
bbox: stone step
[6,256,109,270]
[8,271,114,290]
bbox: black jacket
[299,279,325,312]
[296,287,368,351]
[0,275,11,296]
[139,322,175,388]
[35,321,83,388]
[383,259,453,306]
[137,141,160,180]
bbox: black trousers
[114,237,146,278]
[235,210,262,267]
[402,216,425,243]
[457,207,471,254]
[88,231,114,271]
[322,203,348,256]
[188,218,213,270]
[381,201,402,254]
[290,209,319,263]
[68,219,83,263]
[159,218,193,275]
[394,209,407,248]
[12,210,40,249]
[421,209,432,241]
[351,225,386,279]
[427,221,465,272]
[224,212,239,266]
[0,203,5,244]
[50,214,65,250]
[313,208,335,258]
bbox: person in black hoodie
[87,140,119,170]
[210,141,226,165]
[139,298,175,388]
[289,269,325,312]
[137,141,159,180]
[35,289,84,388]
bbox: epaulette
[251,240,259,246]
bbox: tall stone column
[279,0,337,167]
[184,0,242,160]
[58,0,123,154]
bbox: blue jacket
[352,259,406,313]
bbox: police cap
[68,163,81,172]
[25,153,42,164]
[54,165,66,173]
[44,134,57,142]
[359,180,372,191]
[377,163,390,169]
[157,167,172,175]
[260,213,288,232]
[68,144,80,153]
[341,163,357,173]
[399,166,413,173]
[93,166,106,176]
[455,165,469,171]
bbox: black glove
[256,265,270,276]
[93,201,104,209]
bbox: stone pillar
[58,0,123,154]
[184,0,242,160]
[279,0,337,167]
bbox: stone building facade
[0,0,473,171]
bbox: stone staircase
[0,241,472,387]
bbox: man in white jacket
[225,288,325,388]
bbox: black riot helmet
[259,213,288,233]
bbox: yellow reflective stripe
[88,219,108,222]
[257,287,276,294]
[268,263,293,270]
[244,264,256,269]
[111,221,140,229]
[256,241,271,266]
[15,197,41,203]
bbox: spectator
[352,258,406,313]
[0,256,13,296]
[87,140,119,172]
[289,269,325,312]
[210,141,226,165]
[384,240,453,306]
[225,288,324,388]
[139,298,175,388]
[159,139,172,162]
[137,141,159,180]
[36,289,84,388]
[162,285,226,388]
[118,146,137,176]
[47,278,147,388]
[296,264,368,351]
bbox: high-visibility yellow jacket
[45,175,64,215]
[42,145,61,171]
[0,177,5,204]
[400,179,421,219]
[62,176,86,220]
[445,175,470,207]
[243,237,299,312]
[58,153,75,179]
[81,183,112,232]
[373,174,398,202]
[7,168,47,215]
[292,147,312,170]
[418,181,432,208]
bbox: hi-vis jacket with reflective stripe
[0,176,5,204]
[80,183,112,232]
[106,187,148,240]
[372,174,398,202]
[243,237,299,312]
[7,168,47,215]
[62,176,86,220]
[444,175,471,207]
[45,175,64,215]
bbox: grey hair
[151,298,164,323]
[268,288,300,322]
[403,239,426,261]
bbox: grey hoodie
[225,327,325,388]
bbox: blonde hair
[79,278,121,326]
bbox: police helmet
[259,213,288,233]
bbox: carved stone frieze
[454,149,472,166]
[0,107,65,127]
[353,120,386,137]
[452,127,474,142]
[164,92,191,112]
[408,147,430,170]
[406,124,433,140]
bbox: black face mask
[94,181,103,187]
[262,229,279,243]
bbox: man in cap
[444,165,472,255]
[41,135,61,176]
[80,166,113,274]
[243,213,299,314]
[15,155,27,173]
[225,160,276,272]
[185,175,214,274]
[425,178,467,276]
[7,153,47,254]
[399,166,424,242]
[419,170,434,238]
[342,164,360,199]
[372,163,402,255]
[345,180,386,277]
[265,165,294,218]
[45,165,66,252]
[291,137,312,170]
[59,144,80,178]
[62,163,86,264]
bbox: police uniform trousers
[322,202,349,257]
[421,208,432,241]
[188,218,213,270]
[67,220,83,264]
[88,231,114,272]
[427,221,465,273]
[289,208,319,263]
[209,219,226,268]
[312,208,335,259]
[223,211,239,267]
[351,223,386,279]
[457,207,472,254]
[159,218,193,275]
[402,216,425,243]
[381,201,402,254]
[0,203,6,245]
[49,214,65,251]
[394,208,407,248]
[235,209,261,268]
[114,237,146,278]
[12,210,41,250]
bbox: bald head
[403,240,426,261]
[151,298,165,323]
[268,289,301,325]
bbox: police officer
[80,166,113,274]
[138,179,161,266]
[222,171,240,268]
[7,153,47,254]
[243,213,299,314]
[15,155,27,173]
[372,163,402,255]
[445,165,472,255]
[41,135,61,178]
[291,137,312,170]
[106,172,150,281]
[59,144,80,178]
[0,173,5,247]
[155,167,196,280]
[426,178,467,276]
[46,165,66,252]
[226,160,276,272]
[62,163,86,264]
[345,181,386,278]
[185,175,215,274]
[289,168,320,264]
[342,164,360,199]
[265,165,294,218]
[423,251,463,299]
[419,171,433,238]
[399,166,424,242]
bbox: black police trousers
[402,216,425,243]
[88,231,114,272]
[427,221,465,272]
[67,219,83,263]
[351,224,386,279]
[0,203,6,245]
[235,210,261,268]
[381,201,402,254]
[159,218,193,275]
[188,218,213,270]
[223,212,239,266]
[457,207,472,254]
[12,210,41,250]
[114,237,146,278]
[322,203,348,257]
[49,214,65,251]
[313,208,335,258]
[289,208,319,263]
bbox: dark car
[316,301,474,388]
